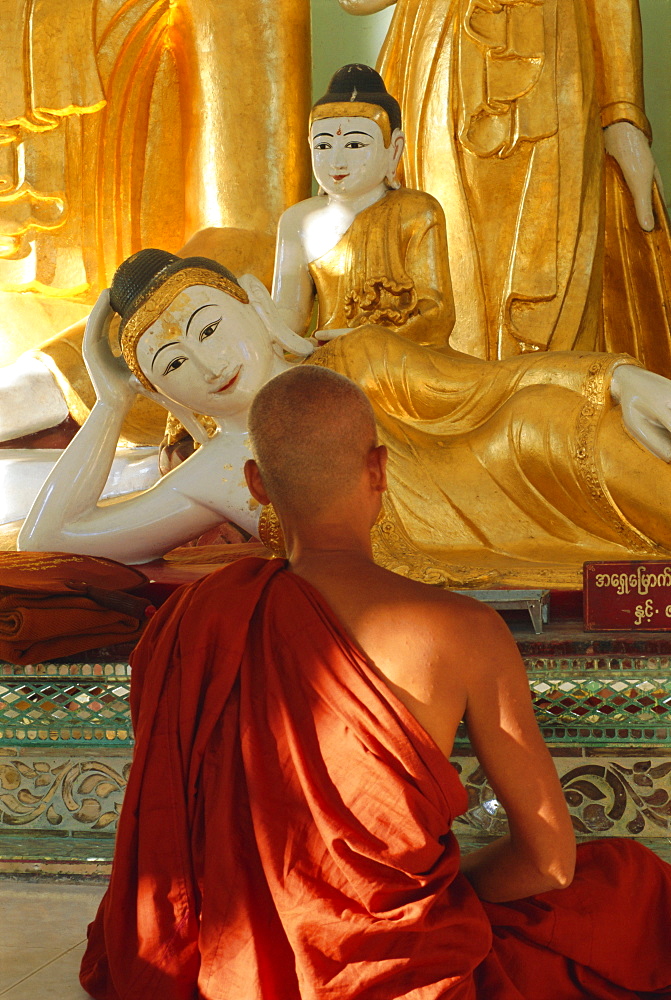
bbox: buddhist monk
[80,364,671,999]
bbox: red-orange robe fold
[80,557,671,999]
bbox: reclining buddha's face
[135,283,275,417]
[310,116,392,199]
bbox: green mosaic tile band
[2,655,671,748]
[0,662,132,746]
[531,658,671,744]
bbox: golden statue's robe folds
[378,0,671,375]
[274,189,671,589]
[0,0,310,290]
[0,0,311,444]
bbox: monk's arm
[458,608,576,902]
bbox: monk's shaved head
[247,365,378,517]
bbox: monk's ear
[244,459,271,505]
[367,444,387,493]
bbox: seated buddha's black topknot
[110,248,241,324]
[312,63,402,134]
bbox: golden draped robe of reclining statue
[372,0,671,374]
[261,186,671,589]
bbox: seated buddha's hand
[604,122,663,232]
[611,364,671,462]
[313,327,350,343]
[82,290,139,408]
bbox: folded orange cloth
[0,551,151,664]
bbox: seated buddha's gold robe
[275,189,671,589]
[377,0,671,376]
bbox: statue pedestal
[2,581,671,871]
[0,647,133,874]
[0,447,160,526]
[456,589,549,633]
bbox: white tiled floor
[0,880,105,999]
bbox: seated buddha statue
[17,67,671,588]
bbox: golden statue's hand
[611,364,671,462]
[337,0,396,12]
[604,122,664,232]
[314,327,350,343]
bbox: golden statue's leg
[378,0,621,361]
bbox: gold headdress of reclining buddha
[309,63,402,150]
[111,248,249,392]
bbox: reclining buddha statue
[17,67,671,588]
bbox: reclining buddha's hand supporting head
[310,64,405,198]
[107,249,313,427]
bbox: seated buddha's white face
[310,116,393,199]
[135,284,275,417]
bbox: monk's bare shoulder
[292,558,512,681]
[370,563,501,636]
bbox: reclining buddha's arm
[17,293,254,564]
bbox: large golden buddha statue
[0,0,311,353]
[0,0,310,445]
[339,0,671,375]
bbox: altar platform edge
[2,595,671,871]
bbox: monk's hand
[83,289,139,407]
[604,121,663,232]
[611,364,671,462]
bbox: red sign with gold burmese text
[583,562,671,631]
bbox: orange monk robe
[80,558,671,999]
